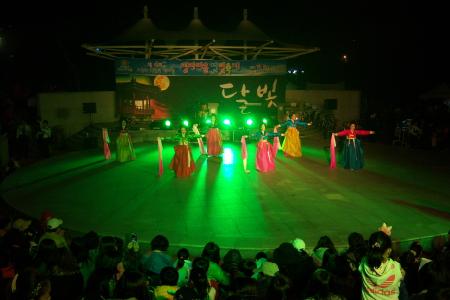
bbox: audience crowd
[0,211,449,300]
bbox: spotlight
[262,118,268,124]
[164,120,171,127]
[206,119,212,124]
[223,119,231,126]
[246,118,254,126]
[182,120,189,127]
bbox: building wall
[285,90,361,125]
[37,89,361,137]
[38,91,117,136]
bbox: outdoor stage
[1,134,449,255]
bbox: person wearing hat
[39,218,68,249]
[259,261,279,277]
[273,242,316,296]
[6,217,32,248]
[292,238,307,254]
[254,261,280,299]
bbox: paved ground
[1,132,449,256]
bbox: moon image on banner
[154,75,170,91]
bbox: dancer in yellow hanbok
[279,113,311,158]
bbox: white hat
[47,218,63,230]
[292,238,306,251]
[256,262,279,277]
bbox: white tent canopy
[82,6,319,61]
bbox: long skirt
[342,139,364,170]
[256,141,276,172]
[169,145,195,177]
[116,133,136,162]
[103,142,111,160]
[206,128,223,156]
[281,127,302,157]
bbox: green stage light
[246,118,254,126]
[182,120,189,127]
[223,119,231,126]
[164,120,171,127]
[262,118,268,124]
[206,119,212,124]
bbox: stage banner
[115,59,287,120]
[116,59,287,76]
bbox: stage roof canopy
[82,6,319,61]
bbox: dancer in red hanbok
[158,127,202,177]
[205,114,223,157]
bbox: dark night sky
[1,1,449,108]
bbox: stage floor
[1,135,449,255]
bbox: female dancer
[332,122,375,170]
[159,126,201,177]
[102,128,111,160]
[206,114,223,157]
[279,113,312,157]
[116,119,136,162]
[242,124,282,173]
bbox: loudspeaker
[324,99,337,110]
[83,102,97,114]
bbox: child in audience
[359,231,404,300]
[173,248,192,287]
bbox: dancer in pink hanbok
[242,124,282,173]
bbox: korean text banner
[115,59,287,76]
